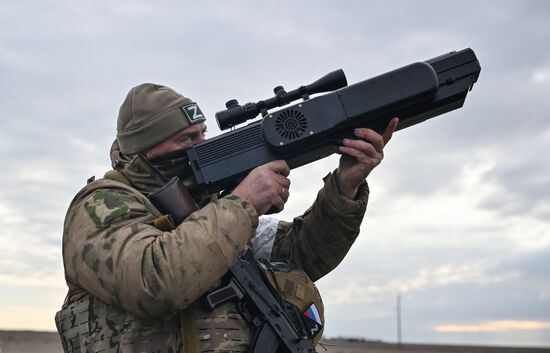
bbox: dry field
[0,331,548,353]
[320,339,549,353]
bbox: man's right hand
[231,160,291,215]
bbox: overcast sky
[0,0,549,348]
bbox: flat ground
[0,331,547,353]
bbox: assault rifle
[186,48,481,194]
[205,250,317,353]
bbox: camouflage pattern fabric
[193,301,252,353]
[272,172,369,282]
[61,178,257,319]
[57,140,369,352]
[56,296,183,353]
[258,259,325,345]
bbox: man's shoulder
[67,178,150,229]
[71,177,141,207]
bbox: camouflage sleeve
[62,185,258,319]
[271,170,369,282]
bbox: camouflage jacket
[56,145,369,353]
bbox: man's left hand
[336,117,399,199]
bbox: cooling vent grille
[194,123,263,165]
[275,109,307,140]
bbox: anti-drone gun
[149,50,481,351]
[187,48,481,194]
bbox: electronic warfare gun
[186,48,481,194]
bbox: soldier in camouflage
[56,83,398,353]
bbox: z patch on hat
[181,103,205,124]
[303,303,323,338]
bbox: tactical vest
[56,171,324,353]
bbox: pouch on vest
[258,258,325,345]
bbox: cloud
[0,306,60,331]
[532,65,550,83]
[434,320,550,333]
[321,261,518,305]
[0,198,63,278]
[0,273,65,290]
[0,0,549,345]
[14,160,70,184]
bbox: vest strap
[154,214,176,231]
[181,303,201,353]
[103,169,131,186]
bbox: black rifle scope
[215,69,348,130]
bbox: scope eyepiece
[216,104,245,130]
[225,99,239,109]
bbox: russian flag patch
[302,303,323,337]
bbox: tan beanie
[116,83,206,154]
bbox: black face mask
[147,148,193,181]
[147,149,212,207]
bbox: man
[56,83,398,353]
